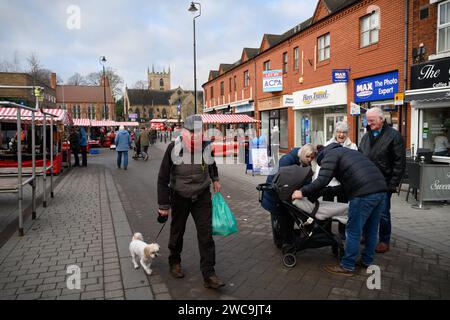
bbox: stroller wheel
[282,253,297,268]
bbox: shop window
[422,108,450,154]
[438,1,450,53]
[294,47,299,70]
[360,10,379,48]
[318,33,330,61]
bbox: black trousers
[80,146,87,166]
[71,147,79,166]
[169,188,216,279]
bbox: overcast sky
[0,0,316,94]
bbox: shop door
[268,110,280,156]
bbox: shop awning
[200,114,258,124]
[405,87,450,104]
[73,118,91,127]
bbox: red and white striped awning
[91,120,117,127]
[0,108,73,125]
[116,121,139,127]
[73,118,91,127]
[150,119,167,123]
[200,114,258,124]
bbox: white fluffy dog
[129,233,160,275]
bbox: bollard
[412,156,430,210]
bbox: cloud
[0,0,316,95]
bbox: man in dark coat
[359,107,405,253]
[69,127,80,167]
[157,115,224,289]
[292,143,388,276]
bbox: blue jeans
[379,192,392,244]
[341,192,387,271]
[117,151,128,169]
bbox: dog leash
[154,222,167,242]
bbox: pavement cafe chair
[257,165,348,268]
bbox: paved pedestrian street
[0,141,449,300]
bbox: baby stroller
[256,165,347,268]
[132,139,144,160]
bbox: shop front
[258,95,291,153]
[293,83,347,146]
[353,71,400,144]
[406,58,450,164]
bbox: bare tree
[26,53,54,86]
[67,73,87,85]
[86,67,124,98]
[0,50,22,72]
[133,80,147,90]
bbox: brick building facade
[203,0,424,153]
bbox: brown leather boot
[203,274,225,289]
[169,264,185,278]
[375,242,390,253]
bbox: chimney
[50,73,57,90]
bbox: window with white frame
[263,60,271,71]
[220,81,224,96]
[438,1,450,53]
[360,10,380,48]
[294,47,299,70]
[318,33,330,61]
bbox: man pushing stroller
[292,143,388,276]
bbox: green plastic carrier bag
[212,192,238,236]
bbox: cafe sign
[420,165,450,201]
[410,58,450,90]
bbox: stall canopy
[73,118,91,127]
[91,120,117,127]
[150,119,167,123]
[0,107,73,125]
[200,114,258,124]
[117,121,139,127]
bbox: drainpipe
[403,0,409,144]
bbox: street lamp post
[100,56,107,120]
[188,2,201,115]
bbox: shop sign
[128,113,137,119]
[263,70,283,92]
[410,58,450,90]
[293,82,347,109]
[394,93,404,106]
[332,69,349,83]
[282,95,295,107]
[354,71,398,103]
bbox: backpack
[272,165,313,202]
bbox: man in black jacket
[292,143,388,276]
[157,115,224,289]
[359,107,405,254]
[69,127,80,167]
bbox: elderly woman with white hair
[115,125,132,170]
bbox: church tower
[148,65,171,91]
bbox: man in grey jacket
[157,115,224,289]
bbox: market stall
[200,114,259,157]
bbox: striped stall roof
[0,108,73,125]
[116,121,139,127]
[200,114,258,124]
[91,120,117,127]
[73,118,91,127]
